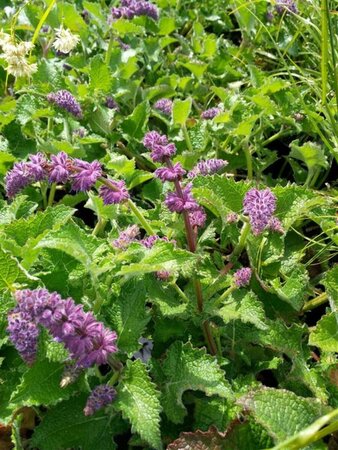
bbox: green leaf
[89,55,112,93]
[172,98,192,126]
[10,360,82,407]
[116,360,162,449]
[109,280,150,355]
[161,341,232,423]
[290,140,328,171]
[194,396,239,431]
[121,101,150,140]
[309,313,338,352]
[0,246,30,291]
[112,18,145,36]
[181,62,208,78]
[118,242,196,277]
[217,290,268,330]
[270,265,309,311]
[323,265,338,311]
[158,17,176,35]
[16,94,49,125]
[193,176,250,218]
[239,387,327,444]
[31,395,116,450]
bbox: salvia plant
[0,0,337,449]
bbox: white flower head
[53,27,80,54]
[2,41,33,57]
[6,56,37,77]
[0,30,12,48]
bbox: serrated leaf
[121,101,150,140]
[323,266,338,311]
[0,246,30,291]
[173,98,192,126]
[217,290,268,330]
[31,395,116,450]
[270,265,309,311]
[239,387,327,444]
[161,342,232,423]
[194,396,239,431]
[109,280,150,355]
[309,313,338,352]
[290,140,328,171]
[118,242,196,277]
[10,360,82,407]
[89,55,112,93]
[116,360,162,449]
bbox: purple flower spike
[27,153,48,181]
[275,0,298,14]
[84,385,116,416]
[71,160,102,192]
[243,188,276,235]
[154,98,173,116]
[151,143,176,163]
[111,0,158,20]
[189,206,207,228]
[47,90,83,118]
[233,267,252,287]
[267,217,285,234]
[7,311,39,365]
[165,184,199,213]
[5,162,33,198]
[99,179,129,205]
[105,96,119,111]
[155,163,185,182]
[112,225,140,249]
[188,159,227,178]
[77,325,118,367]
[201,107,221,120]
[141,235,169,248]
[49,152,71,183]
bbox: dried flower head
[53,27,80,54]
[243,188,276,235]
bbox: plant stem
[243,140,253,180]
[127,199,155,236]
[105,32,114,65]
[47,182,57,207]
[31,0,57,47]
[182,124,194,153]
[230,221,251,262]
[171,282,190,303]
[214,285,236,308]
[321,0,329,105]
[40,182,48,209]
[92,217,107,237]
[302,292,328,312]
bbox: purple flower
[156,270,170,281]
[154,98,173,116]
[84,385,116,416]
[27,153,48,181]
[275,0,298,14]
[233,267,252,287]
[105,96,119,111]
[112,225,140,249]
[201,107,221,120]
[5,162,34,198]
[47,90,83,118]
[73,128,87,138]
[133,337,153,362]
[226,212,239,223]
[188,159,227,178]
[243,188,276,235]
[111,0,158,20]
[143,131,168,150]
[140,235,169,248]
[7,311,39,365]
[165,184,199,213]
[267,217,285,234]
[71,160,102,191]
[99,179,129,205]
[154,163,185,182]
[189,206,207,228]
[77,324,118,367]
[48,152,71,183]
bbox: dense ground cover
[0,0,337,448]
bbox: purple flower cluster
[243,188,277,235]
[84,385,116,416]
[188,159,227,178]
[189,207,207,228]
[5,152,128,205]
[154,98,173,116]
[99,179,129,205]
[7,289,118,367]
[165,184,199,213]
[140,234,169,248]
[5,153,49,198]
[275,0,298,14]
[226,212,239,224]
[105,96,120,111]
[201,107,221,120]
[233,268,252,287]
[155,163,185,182]
[267,217,285,234]
[111,0,159,20]
[143,131,176,163]
[47,90,83,118]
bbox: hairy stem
[302,292,328,312]
[47,182,57,207]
